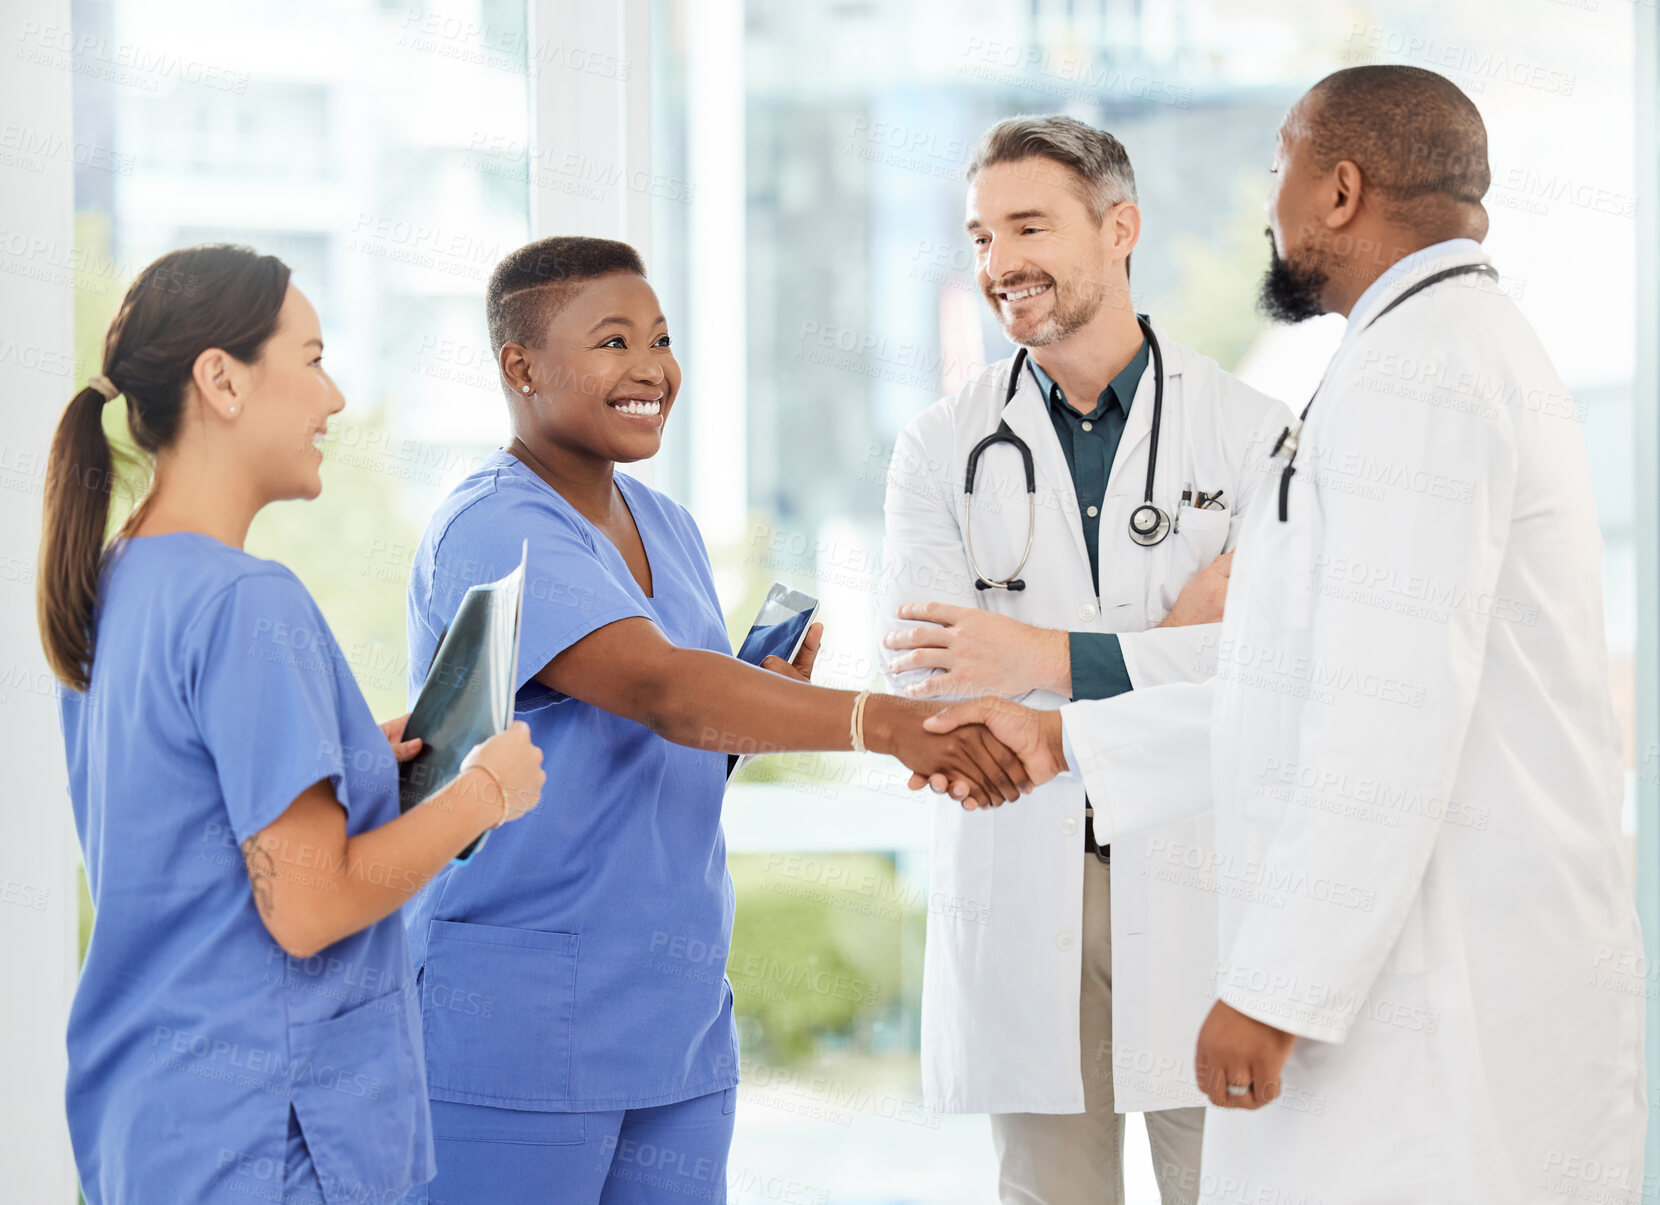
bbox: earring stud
[228,405,236,414]
[522,385,531,394]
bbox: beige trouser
[990,855,1205,1205]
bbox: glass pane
[71,0,532,721]
[651,2,1638,1200]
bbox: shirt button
[1086,505,1099,518]
[1081,421,1093,431]
[1056,933,1074,951]
[1079,603,1097,621]
[1061,817,1078,836]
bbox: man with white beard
[921,65,1647,1203]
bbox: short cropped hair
[486,236,646,354]
[1302,66,1490,234]
[965,115,1138,222]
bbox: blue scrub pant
[400,1087,736,1204]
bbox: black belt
[1083,800,1109,862]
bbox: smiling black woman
[397,235,1033,1204]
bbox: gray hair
[965,115,1138,221]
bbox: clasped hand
[908,696,1068,802]
[880,608,1071,803]
[756,621,1042,809]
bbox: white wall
[0,0,89,1198]
[1632,0,1660,1178]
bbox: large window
[72,0,533,720]
[650,1,1643,1200]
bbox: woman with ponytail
[39,244,547,1205]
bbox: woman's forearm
[647,647,858,753]
[541,618,862,754]
[325,768,503,938]
[537,617,1024,806]
[646,649,936,766]
[253,768,500,958]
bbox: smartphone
[729,582,820,779]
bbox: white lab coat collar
[997,315,1188,548]
[1111,316,1186,485]
[1344,238,1489,335]
[999,354,1091,571]
[982,317,1195,570]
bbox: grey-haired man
[879,115,1287,1204]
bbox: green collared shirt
[1026,334,1149,701]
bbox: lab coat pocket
[287,986,431,1205]
[1273,524,1317,632]
[1146,507,1230,622]
[420,919,579,1107]
[1261,474,1318,632]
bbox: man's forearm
[1032,626,1072,696]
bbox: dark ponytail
[37,244,291,690]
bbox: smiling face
[505,272,680,464]
[224,283,344,501]
[965,156,1133,348]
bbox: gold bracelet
[849,689,873,754]
[470,763,512,829]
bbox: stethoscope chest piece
[1127,502,1171,547]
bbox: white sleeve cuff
[1215,980,1353,1045]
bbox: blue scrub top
[404,450,738,1112]
[59,533,434,1205]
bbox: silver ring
[1225,1083,1251,1098]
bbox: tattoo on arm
[240,834,277,922]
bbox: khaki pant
[990,855,1204,1205]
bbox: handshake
[761,619,1067,808]
[873,694,1069,810]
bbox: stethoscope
[1272,262,1499,521]
[964,315,1168,592]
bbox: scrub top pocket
[286,987,431,1205]
[420,919,579,1109]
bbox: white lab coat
[879,319,1289,1115]
[1062,248,1647,1200]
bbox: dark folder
[398,542,526,861]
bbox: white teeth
[611,399,662,417]
[1002,283,1051,303]
[311,431,327,449]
